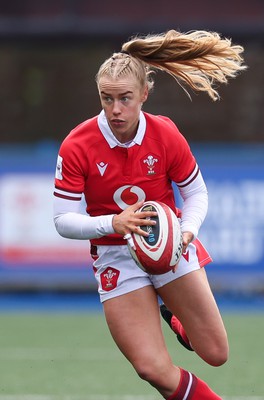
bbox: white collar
[97,110,146,148]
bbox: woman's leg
[103,282,223,399]
[157,268,229,366]
[103,285,180,398]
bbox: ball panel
[139,203,160,246]
[128,201,183,275]
[127,245,147,273]
[133,202,170,263]
[168,207,183,266]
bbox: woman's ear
[141,85,149,103]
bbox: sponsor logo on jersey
[113,185,146,210]
[96,161,108,176]
[55,155,63,180]
[100,267,120,291]
[141,154,160,176]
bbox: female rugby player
[53,29,246,399]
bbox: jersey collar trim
[97,110,146,148]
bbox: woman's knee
[136,362,161,383]
[199,341,229,367]
[134,357,171,384]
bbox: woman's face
[98,75,148,143]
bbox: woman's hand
[112,200,157,237]
[171,231,194,273]
[182,231,194,254]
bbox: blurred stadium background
[0,1,264,398]
[0,0,263,299]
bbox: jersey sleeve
[159,116,197,185]
[53,134,116,240]
[54,135,87,201]
[156,116,207,239]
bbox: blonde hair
[96,29,247,101]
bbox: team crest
[100,267,120,292]
[55,155,63,180]
[141,154,160,176]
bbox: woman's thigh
[157,268,229,365]
[103,285,180,393]
[103,285,169,364]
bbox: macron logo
[96,162,108,176]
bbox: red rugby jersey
[54,112,197,245]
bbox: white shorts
[92,239,212,303]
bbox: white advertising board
[0,173,91,266]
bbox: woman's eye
[102,96,112,103]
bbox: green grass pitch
[0,311,263,399]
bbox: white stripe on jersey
[54,188,82,199]
[176,163,199,187]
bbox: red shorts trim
[193,238,213,268]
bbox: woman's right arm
[53,196,115,240]
[54,196,157,240]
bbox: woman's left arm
[177,169,208,251]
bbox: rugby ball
[127,201,183,275]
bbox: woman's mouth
[111,119,125,127]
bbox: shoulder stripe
[53,192,82,201]
[54,185,82,195]
[176,164,200,188]
[54,187,82,201]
